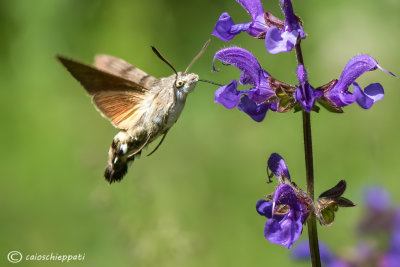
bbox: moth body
[105,72,198,182]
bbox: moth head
[173,39,208,94]
[151,40,208,94]
[175,72,198,94]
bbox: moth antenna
[184,39,211,74]
[151,46,178,77]
[198,79,223,86]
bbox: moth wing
[94,54,156,88]
[93,91,145,129]
[57,55,149,129]
[57,55,148,95]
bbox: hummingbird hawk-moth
[58,40,210,184]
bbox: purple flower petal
[264,213,302,248]
[214,80,241,109]
[296,64,307,85]
[325,55,393,107]
[212,12,251,42]
[264,0,305,54]
[213,47,269,88]
[213,47,275,104]
[237,95,269,122]
[211,0,268,41]
[295,85,313,112]
[239,72,255,85]
[236,0,268,37]
[247,15,269,38]
[256,199,273,218]
[237,0,264,20]
[295,65,321,113]
[364,83,385,102]
[268,153,291,180]
[246,86,276,103]
[273,184,308,223]
[239,70,270,86]
[273,184,299,210]
[281,0,304,36]
[354,82,384,109]
[270,102,278,111]
[259,184,307,249]
[336,55,379,92]
[265,27,298,54]
[337,91,356,107]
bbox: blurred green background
[1,0,399,266]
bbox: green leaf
[320,202,338,225]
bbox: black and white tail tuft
[104,131,132,183]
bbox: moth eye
[176,80,185,88]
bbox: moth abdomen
[105,161,128,184]
[104,131,131,183]
[104,130,149,183]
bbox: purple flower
[265,0,306,54]
[214,80,241,109]
[354,83,384,110]
[292,240,351,267]
[212,0,267,41]
[256,184,307,248]
[213,47,276,122]
[267,153,291,180]
[323,55,395,109]
[237,95,270,122]
[295,65,323,113]
[256,198,273,217]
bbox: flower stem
[296,42,321,267]
[302,111,321,267]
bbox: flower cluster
[212,0,305,54]
[211,0,395,259]
[211,0,395,122]
[292,187,400,267]
[256,154,354,248]
[256,154,309,248]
